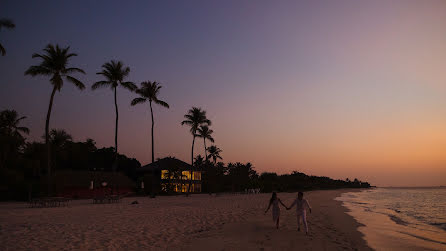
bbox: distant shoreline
[379,186,446,189]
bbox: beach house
[138,157,202,193]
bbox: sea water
[337,188,446,250]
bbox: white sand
[0,190,370,250]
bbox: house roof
[138,157,195,172]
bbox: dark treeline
[0,109,141,200]
[196,156,371,194]
[1,108,370,201]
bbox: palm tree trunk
[187,135,195,195]
[45,86,57,196]
[113,87,118,194]
[149,101,154,163]
[149,101,156,197]
[204,139,208,162]
[114,87,118,156]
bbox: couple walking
[265,192,312,234]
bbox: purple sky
[1,1,445,186]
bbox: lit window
[161,170,169,179]
[182,171,191,180]
[193,171,201,180]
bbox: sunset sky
[1,1,445,187]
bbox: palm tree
[25,44,85,194]
[0,109,29,137]
[207,145,222,164]
[0,109,29,169]
[92,60,136,165]
[48,129,72,149]
[194,154,205,168]
[131,81,169,163]
[196,125,214,162]
[181,107,211,194]
[0,18,15,56]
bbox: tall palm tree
[196,125,214,162]
[25,44,85,194]
[181,107,211,194]
[131,81,169,163]
[207,145,222,164]
[0,18,15,56]
[92,60,136,165]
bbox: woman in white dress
[265,192,287,229]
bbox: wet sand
[0,189,370,250]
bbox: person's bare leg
[302,212,308,234]
[297,214,301,231]
[276,215,280,229]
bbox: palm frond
[131,97,147,106]
[66,76,86,90]
[0,43,5,56]
[0,19,15,30]
[121,81,137,91]
[64,67,85,74]
[16,126,30,134]
[31,53,50,61]
[181,120,193,125]
[24,65,52,76]
[154,99,169,108]
[203,119,212,126]
[184,114,194,120]
[66,52,78,58]
[91,81,112,90]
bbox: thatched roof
[138,157,194,172]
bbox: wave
[388,215,408,226]
[430,222,446,231]
[397,231,446,245]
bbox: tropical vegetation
[24,44,86,194]
[196,125,214,162]
[131,81,169,163]
[0,18,15,56]
[181,107,211,194]
[92,60,136,169]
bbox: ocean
[336,188,446,251]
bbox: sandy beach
[0,189,371,250]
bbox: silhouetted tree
[194,155,205,168]
[0,18,15,56]
[48,129,72,149]
[207,145,222,164]
[196,125,214,162]
[0,110,29,169]
[131,81,169,163]
[0,110,29,137]
[92,60,136,169]
[25,44,85,195]
[181,107,211,195]
[227,162,258,192]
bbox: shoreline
[338,188,446,251]
[0,189,371,250]
[178,189,371,250]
